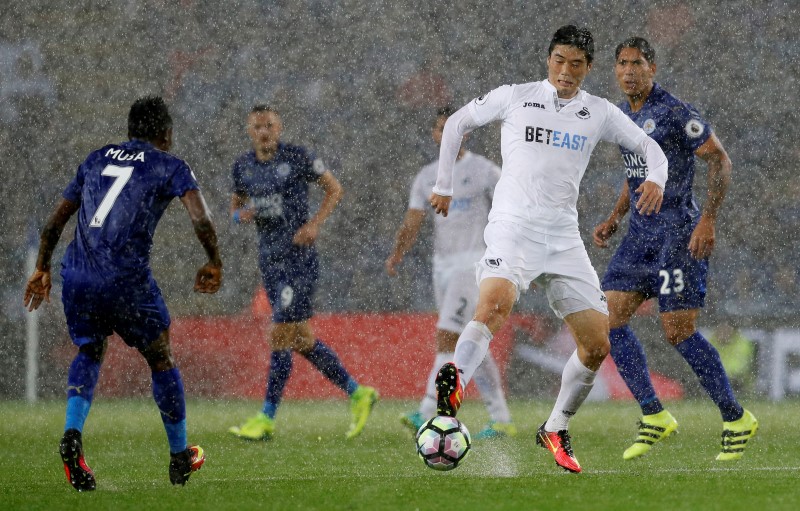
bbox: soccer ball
[415,416,471,471]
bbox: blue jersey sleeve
[673,101,712,153]
[296,148,325,183]
[167,161,200,198]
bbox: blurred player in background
[593,36,757,461]
[23,96,222,490]
[228,105,378,441]
[386,106,516,440]
[429,25,668,473]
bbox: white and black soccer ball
[415,416,471,471]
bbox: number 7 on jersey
[89,164,134,227]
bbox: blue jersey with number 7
[61,139,198,282]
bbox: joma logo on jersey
[105,148,145,162]
[523,102,545,109]
[525,126,588,151]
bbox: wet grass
[0,398,797,510]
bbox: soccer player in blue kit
[228,105,378,441]
[593,37,758,461]
[23,96,223,490]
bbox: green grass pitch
[0,398,797,511]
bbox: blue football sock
[64,351,102,432]
[675,332,743,422]
[152,368,187,454]
[610,325,664,416]
[263,350,293,419]
[302,340,358,395]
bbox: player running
[387,106,516,440]
[429,25,668,473]
[23,96,222,490]
[228,105,378,441]
[593,36,757,461]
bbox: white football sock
[545,350,596,432]
[453,321,493,389]
[473,352,512,423]
[419,353,452,418]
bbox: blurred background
[1,0,797,401]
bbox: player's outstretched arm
[593,182,630,248]
[689,133,731,259]
[294,170,343,246]
[386,208,426,276]
[180,189,222,294]
[23,198,79,311]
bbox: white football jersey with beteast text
[465,79,648,238]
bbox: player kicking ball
[23,96,222,490]
[430,25,668,473]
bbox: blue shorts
[259,246,319,324]
[61,270,170,350]
[601,228,708,313]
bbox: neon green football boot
[623,410,679,460]
[716,409,758,461]
[228,412,275,441]
[346,385,379,439]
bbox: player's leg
[138,330,204,485]
[230,271,291,440]
[403,329,457,432]
[536,307,607,474]
[292,322,378,439]
[472,352,517,439]
[59,276,106,491]
[437,266,515,438]
[660,242,757,460]
[662,309,757,460]
[436,277,517,417]
[601,234,678,459]
[61,339,106,492]
[229,320,291,440]
[436,221,531,418]
[607,290,678,459]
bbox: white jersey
[410,151,500,267]
[435,79,666,238]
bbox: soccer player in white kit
[387,106,516,440]
[429,25,668,473]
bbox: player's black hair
[548,25,595,64]
[128,96,172,141]
[250,104,280,116]
[615,36,656,64]
[436,105,456,119]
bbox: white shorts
[433,263,479,334]
[476,220,608,319]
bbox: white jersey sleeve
[433,85,514,197]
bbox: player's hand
[592,218,620,248]
[385,254,402,276]
[634,181,663,216]
[429,193,451,217]
[293,222,320,246]
[688,215,716,259]
[23,269,51,311]
[194,262,222,294]
[232,207,256,224]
